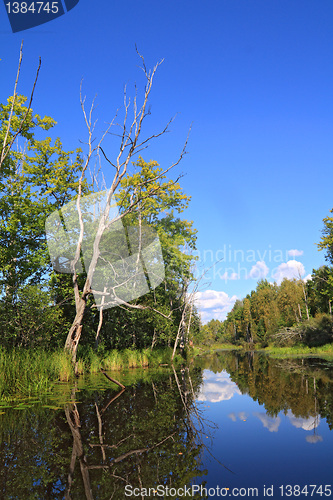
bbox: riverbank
[190,343,243,356]
[192,342,333,359]
[262,342,333,359]
[4,342,333,400]
[0,347,183,399]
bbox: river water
[0,351,332,499]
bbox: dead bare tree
[62,51,190,363]
[172,276,192,361]
[171,258,221,360]
[297,269,310,321]
[0,41,41,170]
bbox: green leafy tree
[277,278,304,326]
[0,136,84,294]
[95,157,198,351]
[249,280,280,344]
[0,94,86,347]
[243,297,253,342]
[309,266,333,316]
[318,209,333,264]
[200,319,224,345]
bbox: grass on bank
[82,347,179,372]
[190,343,243,356]
[0,346,183,399]
[263,342,333,358]
[191,341,333,359]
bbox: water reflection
[0,353,333,498]
[0,367,209,499]
[197,351,333,431]
[197,371,241,403]
[195,352,333,497]
[253,412,281,432]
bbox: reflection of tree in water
[200,351,333,430]
[0,366,212,499]
[63,367,212,499]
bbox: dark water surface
[0,352,332,499]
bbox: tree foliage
[318,208,333,265]
[0,93,87,347]
[0,91,198,353]
[203,273,333,348]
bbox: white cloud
[228,412,249,422]
[197,372,241,403]
[195,290,237,323]
[254,412,281,432]
[306,435,323,444]
[287,411,319,431]
[272,260,305,285]
[304,274,312,282]
[238,411,248,421]
[248,261,269,280]
[288,249,304,257]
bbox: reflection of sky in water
[306,434,323,443]
[197,370,241,403]
[286,410,319,431]
[195,368,333,498]
[253,412,281,432]
[228,411,320,435]
[198,370,325,440]
[228,411,249,422]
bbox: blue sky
[1,0,333,322]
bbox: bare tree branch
[0,41,41,169]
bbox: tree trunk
[151,329,157,350]
[300,278,310,321]
[65,397,94,500]
[95,287,107,350]
[65,298,87,364]
[298,303,302,320]
[172,317,184,361]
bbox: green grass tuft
[51,351,73,382]
[0,347,74,398]
[103,350,124,371]
[0,345,187,399]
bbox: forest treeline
[200,262,333,348]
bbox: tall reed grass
[91,347,180,372]
[0,346,184,398]
[0,347,74,398]
[102,350,124,371]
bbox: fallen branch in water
[101,388,126,414]
[100,369,125,389]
